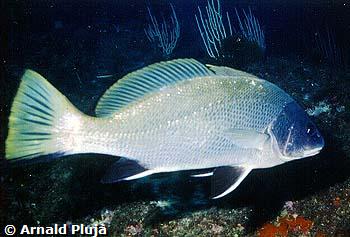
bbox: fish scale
[80,75,292,170]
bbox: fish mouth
[281,146,323,161]
[302,147,323,157]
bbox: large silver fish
[6,59,324,199]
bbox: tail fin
[6,70,84,161]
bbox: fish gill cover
[1,0,350,236]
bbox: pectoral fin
[223,129,270,150]
[101,158,154,183]
[211,166,251,199]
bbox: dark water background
[1,0,350,235]
[1,0,350,105]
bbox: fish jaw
[302,147,323,157]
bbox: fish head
[271,101,324,161]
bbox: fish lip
[302,147,323,157]
[281,146,323,160]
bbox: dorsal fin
[95,59,214,117]
[206,64,261,79]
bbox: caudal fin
[6,70,84,161]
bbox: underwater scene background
[1,0,350,236]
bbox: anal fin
[211,166,251,199]
[101,158,154,183]
[191,171,214,178]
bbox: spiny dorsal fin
[95,59,214,117]
[206,64,262,80]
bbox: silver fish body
[6,59,324,198]
[81,75,291,170]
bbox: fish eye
[306,122,317,136]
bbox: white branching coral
[195,0,265,58]
[144,4,180,57]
